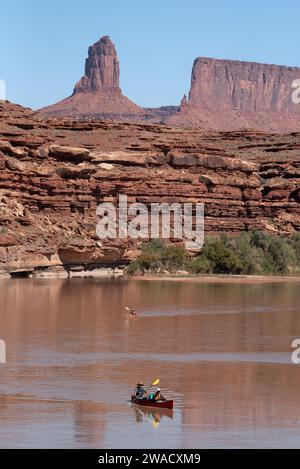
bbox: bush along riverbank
[126,232,300,276]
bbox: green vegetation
[126,232,300,276]
[126,239,188,275]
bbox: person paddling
[130,308,138,318]
[149,387,164,402]
[125,306,138,318]
[135,381,146,399]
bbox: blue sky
[0,0,299,109]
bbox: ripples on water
[0,278,300,448]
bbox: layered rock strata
[0,101,300,276]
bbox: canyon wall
[1,101,300,277]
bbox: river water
[0,278,299,448]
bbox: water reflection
[132,405,174,428]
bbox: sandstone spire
[41,35,143,118]
[74,36,121,94]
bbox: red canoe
[131,395,174,409]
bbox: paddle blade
[125,307,130,311]
[152,379,160,386]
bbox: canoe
[131,395,173,409]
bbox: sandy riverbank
[132,274,300,284]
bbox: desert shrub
[188,256,212,273]
[126,239,187,274]
[233,232,263,274]
[126,260,144,276]
[126,232,300,276]
[161,244,187,271]
[248,231,298,274]
[291,232,300,264]
[0,226,7,235]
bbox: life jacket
[136,387,145,398]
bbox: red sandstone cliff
[189,57,300,113]
[168,58,300,131]
[1,100,300,277]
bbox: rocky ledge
[0,101,299,277]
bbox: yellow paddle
[146,378,160,390]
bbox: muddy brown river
[0,278,300,448]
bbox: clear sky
[0,0,299,109]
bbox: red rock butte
[41,36,144,119]
[40,36,300,132]
[74,35,121,94]
[168,57,300,132]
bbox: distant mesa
[189,57,300,113]
[40,36,300,132]
[167,57,300,131]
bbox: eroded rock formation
[169,58,300,131]
[74,35,121,94]
[41,36,144,119]
[0,100,300,276]
[40,37,300,132]
[188,58,300,113]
